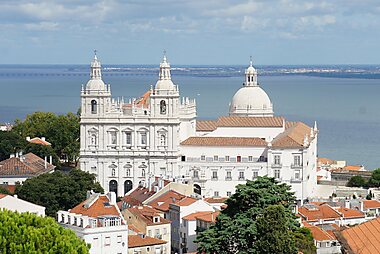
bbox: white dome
[155,79,176,90]
[229,86,273,117]
[86,79,106,91]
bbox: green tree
[23,143,60,165]
[0,131,26,161]
[0,186,11,195]
[195,177,314,254]
[368,168,380,187]
[254,205,297,254]
[293,227,316,254]
[347,175,367,187]
[15,170,103,217]
[0,209,89,253]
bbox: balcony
[211,177,218,181]
[271,163,282,168]
[225,176,232,181]
[238,177,246,181]
[290,177,302,183]
[291,164,303,169]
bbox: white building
[80,53,318,203]
[0,194,45,216]
[57,192,128,254]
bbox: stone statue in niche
[160,100,166,114]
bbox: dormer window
[153,216,160,223]
[91,100,97,114]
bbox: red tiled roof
[135,90,151,107]
[0,193,7,199]
[272,122,313,148]
[304,223,336,241]
[0,153,55,176]
[318,157,336,165]
[204,197,228,204]
[0,184,16,194]
[196,120,218,131]
[147,190,186,212]
[181,137,267,147]
[343,165,363,171]
[341,216,380,254]
[217,116,284,127]
[298,205,341,222]
[363,200,380,210]
[126,206,171,226]
[128,235,166,248]
[28,137,51,146]
[196,211,220,223]
[128,224,142,234]
[70,195,120,218]
[336,207,365,218]
[183,211,215,221]
[174,196,197,206]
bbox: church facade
[80,54,317,202]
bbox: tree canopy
[0,131,26,161]
[195,176,316,254]
[0,209,89,253]
[347,175,367,187]
[11,111,80,166]
[15,170,103,217]
[367,168,380,187]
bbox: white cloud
[25,21,59,31]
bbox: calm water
[0,65,380,169]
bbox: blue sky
[1,0,380,65]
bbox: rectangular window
[225,156,230,162]
[193,170,199,178]
[105,236,111,246]
[295,170,300,179]
[226,171,232,180]
[126,132,132,145]
[155,229,160,237]
[237,156,241,162]
[227,191,232,197]
[214,191,219,197]
[274,155,281,165]
[252,171,258,179]
[148,230,152,236]
[239,171,245,180]
[181,156,186,162]
[212,171,218,180]
[294,155,301,166]
[110,132,117,145]
[201,155,206,161]
[248,156,253,162]
[274,169,280,179]
[141,133,147,145]
[117,235,122,243]
[214,155,218,161]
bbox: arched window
[194,184,201,195]
[91,100,97,114]
[124,180,133,194]
[111,168,116,177]
[160,100,166,114]
[160,134,166,146]
[109,180,118,196]
[126,168,130,177]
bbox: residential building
[0,152,55,185]
[195,211,219,234]
[57,192,128,254]
[123,205,171,253]
[0,194,45,216]
[303,222,341,254]
[128,235,167,254]
[80,53,318,203]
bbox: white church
[80,53,318,203]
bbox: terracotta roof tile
[174,196,197,206]
[183,211,215,221]
[147,190,186,212]
[28,137,51,146]
[70,195,121,218]
[217,116,284,127]
[343,165,363,171]
[135,90,151,107]
[272,122,314,148]
[204,197,228,204]
[0,184,16,194]
[181,137,267,147]
[318,157,336,165]
[304,223,336,241]
[298,205,341,221]
[196,120,218,131]
[336,207,365,218]
[0,153,55,177]
[196,211,220,223]
[126,206,171,226]
[341,216,380,254]
[363,200,380,210]
[128,235,166,248]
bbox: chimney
[158,177,164,189]
[26,136,30,141]
[108,192,117,205]
[44,156,47,169]
[49,155,52,164]
[360,201,364,211]
[148,176,152,192]
[345,200,350,209]
[86,190,92,199]
[10,154,14,158]
[13,195,18,199]
[41,137,46,141]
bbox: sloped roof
[343,165,363,171]
[174,196,197,206]
[183,211,216,221]
[128,235,167,248]
[340,216,380,254]
[298,205,341,221]
[304,223,336,241]
[272,122,313,148]
[127,206,171,226]
[181,137,267,147]
[196,120,218,131]
[0,153,55,177]
[336,207,365,218]
[70,195,121,218]
[28,137,51,146]
[147,190,186,212]
[363,200,380,210]
[204,197,228,204]
[196,211,220,223]
[318,157,336,165]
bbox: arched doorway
[109,180,118,197]
[194,184,201,195]
[124,180,133,195]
